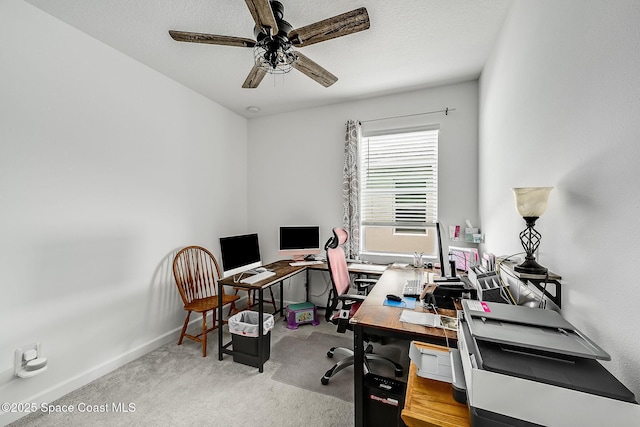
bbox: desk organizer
[285,302,319,329]
[469,271,509,303]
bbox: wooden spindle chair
[172,245,240,357]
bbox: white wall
[247,81,480,306]
[0,1,248,423]
[479,0,640,396]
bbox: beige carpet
[8,319,357,427]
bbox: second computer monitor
[278,226,321,260]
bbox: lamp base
[514,258,548,275]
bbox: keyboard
[240,270,276,284]
[402,279,426,298]
[289,260,323,266]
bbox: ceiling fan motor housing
[253,1,295,71]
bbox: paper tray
[462,300,610,360]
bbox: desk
[217,260,387,372]
[350,266,458,427]
[217,260,307,372]
[307,261,388,276]
[401,344,469,427]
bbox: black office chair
[321,227,403,385]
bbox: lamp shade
[512,187,553,217]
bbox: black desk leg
[218,283,224,361]
[279,280,284,317]
[354,324,365,427]
[258,288,264,373]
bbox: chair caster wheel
[321,377,329,385]
[327,351,334,358]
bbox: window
[359,128,438,258]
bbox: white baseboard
[0,302,248,427]
[1,295,299,426]
[1,326,181,426]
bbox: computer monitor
[278,226,321,260]
[435,221,459,281]
[219,233,262,278]
[435,222,448,277]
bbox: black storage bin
[231,330,271,367]
[228,311,274,368]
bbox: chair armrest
[354,279,377,285]
[337,294,366,304]
[354,278,377,294]
[335,294,365,333]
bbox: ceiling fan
[169,0,370,88]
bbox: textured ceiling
[25,0,512,118]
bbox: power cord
[429,303,450,348]
[309,270,330,298]
[538,271,550,309]
[495,252,525,305]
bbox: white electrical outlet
[15,342,48,378]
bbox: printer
[454,300,639,426]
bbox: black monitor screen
[279,226,320,250]
[219,233,261,274]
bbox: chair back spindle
[173,246,222,306]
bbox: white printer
[454,300,639,426]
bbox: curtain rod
[359,107,456,124]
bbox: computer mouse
[255,267,267,273]
[386,294,403,302]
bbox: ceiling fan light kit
[169,0,370,88]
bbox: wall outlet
[15,342,48,378]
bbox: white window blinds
[360,128,439,227]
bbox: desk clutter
[378,268,639,426]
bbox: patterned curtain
[342,120,361,259]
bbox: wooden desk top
[220,259,388,290]
[218,260,306,289]
[401,351,470,427]
[350,267,458,342]
[306,261,387,276]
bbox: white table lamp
[512,187,553,274]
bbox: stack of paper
[399,310,458,330]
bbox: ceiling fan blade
[169,30,255,48]
[292,52,338,87]
[242,63,268,88]
[288,7,370,48]
[244,0,279,36]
